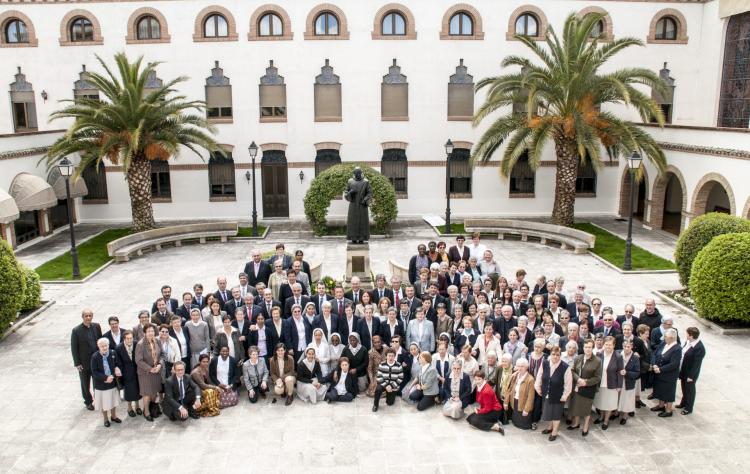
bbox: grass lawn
[436,223,466,235]
[35,228,132,280]
[237,225,267,237]
[574,223,675,271]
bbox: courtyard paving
[1,230,747,473]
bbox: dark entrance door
[50,199,70,230]
[635,180,646,221]
[261,150,289,218]
[14,210,40,244]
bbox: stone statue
[344,167,372,243]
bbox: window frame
[509,151,536,196]
[575,158,597,195]
[150,160,172,200]
[259,12,283,37]
[655,16,677,41]
[381,148,408,197]
[204,13,229,38]
[81,161,108,203]
[448,148,472,197]
[382,11,406,36]
[5,19,28,44]
[70,16,94,42]
[208,151,237,199]
[515,13,539,37]
[314,12,339,36]
[449,12,473,36]
[136,15,161,40]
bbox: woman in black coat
[91,339,122,427]
[325,356,357,402]
[650,328,682,417]
[115,331,141,417]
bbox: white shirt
[217,356,230,385]
[469,243,487,261]
[335,371,349,396]
[110,330,121,346]
[174,329,187,358]
[293,317,306,351]
[257,326,267,357]
[514,372,527,400]
[417,320,425,340]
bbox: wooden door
[261,151,289,218]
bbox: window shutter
[447,83,473,118]
[259,84,286,108]
[205,85,232,108]
[382,83,408,118]
[314,84,342,120]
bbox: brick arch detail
[193,5,239,42]
[381,141,408,150]
[647,8,688,44]
[249,4,293,41]
[59,9,103,46]
[260,143,287,152]
[304,3,350,40]
[506,5,549,41]
[314,142,342,151]
[691,172,736,217]
[440,4,485,40]
[126,7,171,44]
[577,6,613,42]
[618,164,650,217]
[649,165,687,230]
[372,3,417,40]
[0,10,38,47]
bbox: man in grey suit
[330,286,352,318]
[406,308,435,353]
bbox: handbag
[219,388,238,408]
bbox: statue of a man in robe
[344,167,372,243]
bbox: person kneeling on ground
[325,357,357,402]
[373,349,404,412]
[243,346,269,403]
[466,370,505,434]
[163,361,201,421]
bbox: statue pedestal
[345,243,372,288]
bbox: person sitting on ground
[372,349,404,412]
[162,361,201,422]
[466,370,505,434]
[189,354,221,417]
[325,357,357,403]
[442,360,472,420]
[269,343,296,405]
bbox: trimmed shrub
[303,164,398,236]
[675,213,750,286]
[689,232,750,323]
[0,240,25,333]
[19,264,41,311]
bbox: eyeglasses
[592,303,601,306]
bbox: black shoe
[372,405,378,412]
[104,420,110,427]
[658,411,673,418]
[128,410,136,418]
[675,404,684,409]
[582,429,589,437]
[285,396,293,406]
[272,398,277,404]
[629,412,635,417]
[681,410,692,415]
[602,423,608,431]
[635,400,646,408]
[111,417,122,424]
[647,393,655,400]
[85,404,95,411]
[548,435,557,442]
[542,429,552,435]
[610,412,620,420]
[144,415,153,422]
[189,413,200,420]
[650,406,666,412]
[567,425,580,431]
[136,408,143,415]
[620,418,627,425]
[593,418,602,424]
[169,414,177,421]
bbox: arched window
[315,12,339,36]
[4,19,28,43]
[315,149,341,176]
[204,14,228,38]
[655,17,677,41]
[515,13,538,37]
[259,13,282,37]
[70,17,94,42]
[718,12,750,128]
[449,12,473,36]
[590,19,605,38]
[136,15,161,40]
[382,12,406,36]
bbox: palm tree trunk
[551,137,579,227]
[126,154,156,232]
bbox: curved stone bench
[108,222,238,262]
[389,259,409,282]
[310,261,323,283]
[464,218,595,254]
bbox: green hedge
[675,213,750,286]
[19,264,41,312]
[303,164,397,236]
[689,232,750,323]
[0,240,25,333]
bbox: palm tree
[45,53,221,232]
[472,13,667,227]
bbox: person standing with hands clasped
[676,327,706,415]
[71,309,102,411]
[91,338,122,427]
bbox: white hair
[515,358,529,368]
[97,338,109,347]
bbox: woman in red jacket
[466,370,505,434]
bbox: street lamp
[444,139,454,234]
[248,141,259,237]
[57,156,80,278]
[623,150,643,271]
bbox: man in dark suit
[330,286,353,318]
[447,235,470,264]
[344,276,365,306]
[239,294,263,324]
[70,309,103,410]
[419,296,438,327]
[313,302,339,339]
[213,276,231,307]
[282,307,313,362]
[407,244,429,285]
[284,283,311,318]
[650,315,680,351]
[244,249,272,287]
[510,290,528,317]
[565,292,590,321]
[151,285,179,314]
[356,306,381,350]
[223,287,245,317]
[493,305,518,345]
[616,304,640,328]
[175,292,200,323]
[594,313,621,338]
[192,283,208,310]
[103,316,123,349]
[265,243,293,270]
[258,289,281,320]
[369,274,394,305]
[677,327,706,415]
[151,299,175,326]
[279,270,309,303]
[163,361,200,421]
[312,281,333,314]
[402,286,420,318]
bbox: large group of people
[71,237,707,439]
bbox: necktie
[179,378,184,402]
[197,297,201,306]
[295,297,299,307]
[354,292,358,304]
[339,301,343,315]
[320,297,325,309]
[222,291,227,301]
[605,328,609,336]
[395,292,399,308]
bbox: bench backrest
[464,218,595,246]
[107,222,238,256]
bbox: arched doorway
[261,149,289,218]
[691,173,735,218]
[650,166,687,235]
[618,167,648,221]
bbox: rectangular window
[314,149,341,176]
[314,84,342,122]
[259,84,287,121]
[381,83,408,120]
[74,90,100,101]
[448,148,472,196]
[509,153,535,195]
[150,160,171,199]
[381,149,408,195]
[208,152,236,198]
[447,83,473,120]
[11,101,37,132]
[81,161,108,202]
[205,85,233,121]
[575,159,597,195]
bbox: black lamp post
[57,156,80,278]
[248,141,259,237]
[623,150,643,271]
[444,139,454,234]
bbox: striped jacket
[376,361,404,391]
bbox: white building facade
[0,0,749,247]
